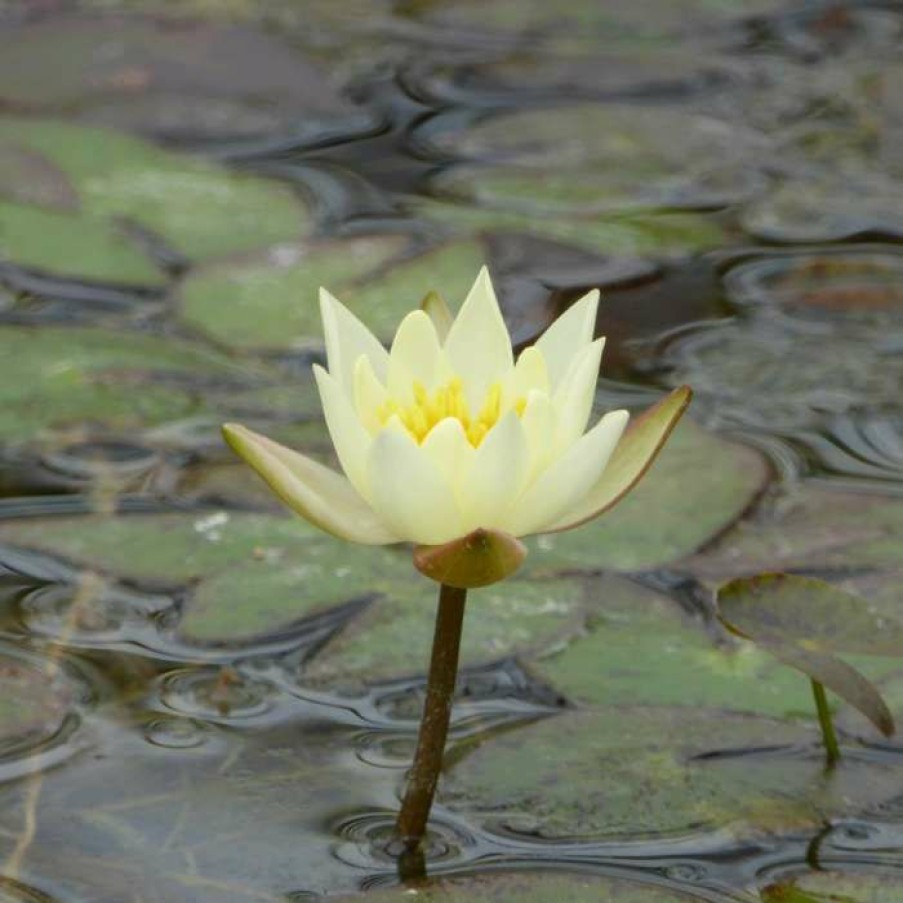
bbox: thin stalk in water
[811,678,840,768]
[396,583,468,853]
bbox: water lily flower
[223,267,690,587]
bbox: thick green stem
[395,583,467,852]
[811,679,840,768]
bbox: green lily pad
[425,105,765,174]
[178,235,410,352]
[0,511,587,659]
[412,199,727,256]
[0,117,311,261]
[0,137,78,209]
[331,871,709,903]
[687,488,903,609]
[0,326,244,444]
[304,574,587,688]
[526,418,769,572]
[0,200,164,287]
[441,707,902,840]
[530,576,837,719]
[762,871,903,903]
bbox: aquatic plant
[223,267,690,855]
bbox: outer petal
[506,409,629,536]
[387,309,443,401]
[458,411,529,531]
[534,289,599,390]
[221,424,399,545]
[320,287,389,391]
[551,337,605,455]
[420,290,453,342]
[546,386,693,532]
[444,266,514,408]
[313,364,373,500]
[366,423,463,544]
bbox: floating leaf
[441,706,901,840]
[0,117,311,261]
[718,574,898,737]
[762,870,903,903]
[0,200,164,287]
[330,871,709,903]
[178,235,409,351]
[0,326,244,444]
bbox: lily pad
[0,117,311,261]
[724,250,903,315]
[0,200,164,287]
[526,418,769,572]
[422,105,767,174]
[530,575,843,719]
[441,706,902,840]
[762,870,903,903]
[178,235,411,351]
[412,199,727,256]
[0,326,243,444]
[303,574,587,688]
[0,17,372,143]
[331,871,709,903]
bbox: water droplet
[663,863,708,882]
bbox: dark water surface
[1,1,903,901]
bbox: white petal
[506,409,629,536]
[314,364,373,500]
[520,390,555,482]
[366,427,463,544]
[320,287,388,390]
[535,289,600,390]
[551,337,604,455]
[421,417,474,489]
[222,424,398,545]
[509,345,550,401]
[387,309,443,402]
[353,354,389,434]
[444,266,514,408]
[459,411,529,531]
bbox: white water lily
[224,267,689,565]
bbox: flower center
[377,377,526,447]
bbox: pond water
[1,1,903,901]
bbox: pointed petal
[552,337,604,455]
[520,390,555,481]
[320,287,388,390]
[353,354,389,434]
[387,309,443,401]
[420,290,453,341]
[546,386,693,532]
[458,411,529,531]
[222,423,398,544]
[366,426,463,545]
[535,289,599,389]
[509,345,550,400]
[507,409,629,536]
[444,267,514,407]
[314,364,372,499]
[421,417,474,489]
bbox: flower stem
[395,582,468,852]
[811,678,840,768]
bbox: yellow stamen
[376,378,526,447]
